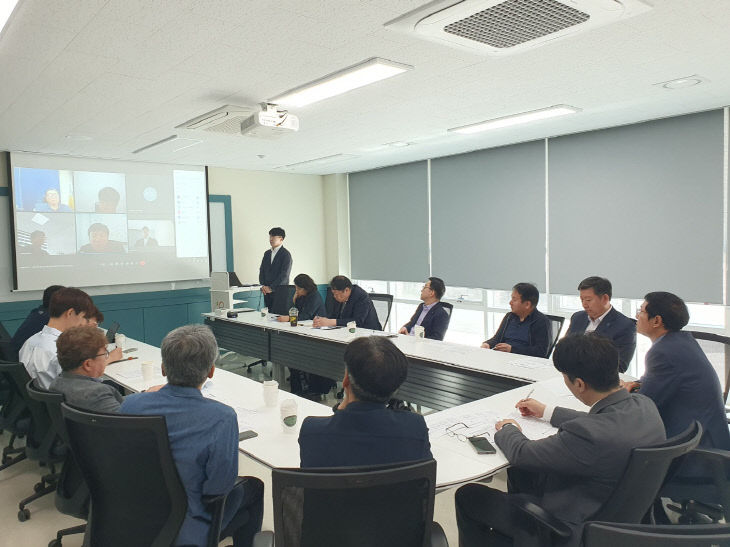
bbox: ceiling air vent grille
[444,0,590,48]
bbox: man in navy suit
[566,276,636,372]
[299,336,432,467]
[626,291,730,452]
[313,275,382,331]
[399,276,450,341]
[258,227,292,310]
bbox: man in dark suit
[299,336,432,467]
[626,292,730,452]
[258,227,292,310]
[566,276,636,371]
[313,275,382,330]
[481,282,550,357]
[456,335,665,546]
[399,276,450,341]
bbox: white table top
[204,312,562,384]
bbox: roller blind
[430,140,546,290]
[548,110,724,303]
[349,161,429,281]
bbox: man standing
[481,282,550,357]
[399,277,450,340]
[456,335,665,546]
[120,325,264,547]
[566,276,636,371]
[313,275,381,330]
[258,227,292,311]
[299,336,432,467]
[627,291,730,451]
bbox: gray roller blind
[431,140,546,290]
[548,110,724,303]
[349,161,429,281]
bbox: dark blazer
[639,330,730,451]
[403,301,450,341]
[496,390,665,536]
[327,285,382,330]
[10,305,48,356]
[299,401,432,468]
[486,309,550,357]
[258,246,292,288]
[294,290,326,321]
[567,308,636,372]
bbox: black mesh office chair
[439,302,454,340]
[369,293,393,330]
[270,284,296,316]
[545,314,565,358]
[3,362,65,521]
[61,403,234,547]
[254,459,447,547]
[690,330,730,422]
[583,522,730,546]
[0,361,30,472]
[26,380,87,547]
[0,320,17,362]
[512,421,703,545]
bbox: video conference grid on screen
[10,154,210,291]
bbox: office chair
[545,314,565,358]
[3,362,65,521]
[254,459,448,547]
[0,320,18,362]
[369,293,393,330]
[61,403,234,547]
[26,380,87,547]
[270,284,296,316]
[0,361,30,472]
[439,301,454,340]
[582,521,730,546]
[511,421,703,546]
[690,330,730,422]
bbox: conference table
[203,312,561,411]
[102,334,584,489]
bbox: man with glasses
[456,334,664,546]
[50,326,161,412]
[399,277,450,340]
[314,275,382,330]
[626,292,730,452]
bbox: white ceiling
[0,0,729,175]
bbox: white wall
[207,167,329,285]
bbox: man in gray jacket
[455,334,665,546]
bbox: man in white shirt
[19,287,121,389]
[565,276,636,372]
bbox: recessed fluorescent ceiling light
[270,58,413,108]
[656,75,705,90]
[284,153,358,168]
[0,0,20,33]
[449,105,581,135]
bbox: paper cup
[261,307,268,317]
[280,398,298,433]
[347,321,356,333]
[414,326,425,339]
[263,380,279,407]
[115,333,127,349]
[141,361,154,382]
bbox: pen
[520,388,535,402]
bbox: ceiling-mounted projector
[240,103,299,139]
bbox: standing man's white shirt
[270,244,281,263]
[585,306,612,333]
[19,325,62,389]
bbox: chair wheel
[18,508,30,521]
[48,540,62,547]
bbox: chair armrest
[510,499,572,539]
[430,521,449,547]
[203,477,247,547]
[253,530,274,547]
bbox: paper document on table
[505,411,557,440]
[427,409,556,441]
[234,407,261,433]
[115,370,143,380]
[509,357,551,369]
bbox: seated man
[120,325,264,547]
[627,292,730,451]
[398,277,450,341]
[19,287,124,389]
[299,336,432,467]
[456,335,665,546]
[566,276,636,371]
[10,284,64,357]
[313,275,382,330]
[481,282,550,357]
[50,326,133,412]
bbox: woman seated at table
[277,273,333,397]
